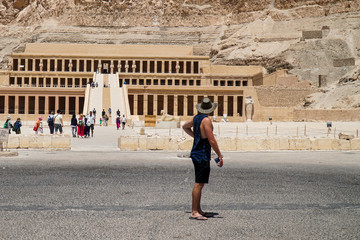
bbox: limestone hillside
[1,0,360,109]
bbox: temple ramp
[109,74,130,124]
[86,73,103,117]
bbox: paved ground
[1,150,360,240]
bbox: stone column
[125,60,129,73]
[39,59,43,72]
[162,61,165,74]
[193,95,198,115]
[62,59,65,72]
[36,77,39,88]
[76,59,79,72]
[214,95,218,116]
[176,61,180,74]
[110,60,114,74]
[32,58,36,71]
[75,96,80,115]
[4,95,8,114]
[140,60,143,73]
[25,95,29,114]
[65,96,69,115]
[164,94,168,114]
[54,59,58,72]
[144,94,148,115]
[233,95,238,117]
[25,59,29,71]
[174,95,178,116]
[35,96,39,115]
[133,94,138,115]
[224,95,228,116]
[14,95,19,114]
[69,60,73,73]
[191,61,194,74]
[154,94,158,115]
[98,61,101,73]
[184,95,188,116]
[90,60,94,72]
[45,96,49,114]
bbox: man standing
[47,111,55,134]
[87,111,95,137]
[54,110,64,134]
[92,108,97,124]
[183,97,223,220]
[116,109,120,117]
[121,114,126,130]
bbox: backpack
[12,122,17,131]
[47,116,54,126]
[78,119,84,126]
[3,121,8,128]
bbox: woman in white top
[121,114,126,130]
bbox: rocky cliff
[1,0,360,109]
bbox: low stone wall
[118,136,360,151]
[6,134,71,149]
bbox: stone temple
[0,43,264,123]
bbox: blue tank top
[190,114,211,163]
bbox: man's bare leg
[191,183,207,219]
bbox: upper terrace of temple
[13,43,198,58]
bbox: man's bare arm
[182,117,194,138]
[203,117,223,167]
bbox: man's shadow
[185,211,222,218]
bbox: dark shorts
[90,124,94,130]
[192,160,210,184]
[54,124,63,133]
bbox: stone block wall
[302,31,322,39]
[6,134,71,149]
[333,58,355,67]
[118,136,360,151]
[255,88,314,107]
[293,109,360,121]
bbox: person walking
[47,111,55,134]
[182,97,223,221]
[108,107,111,117]
[13,118,22,134]
[116,115,121,130]
[70,114,77,138]
[3,116,12,134]
[104,114,109,126]
[84,115,90,138]
[102,109,105,117]
[116,109,120,117]
[121,114,126,130]
[54,110,64,134]
[34,116,43,134]
[77,114,85,138]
